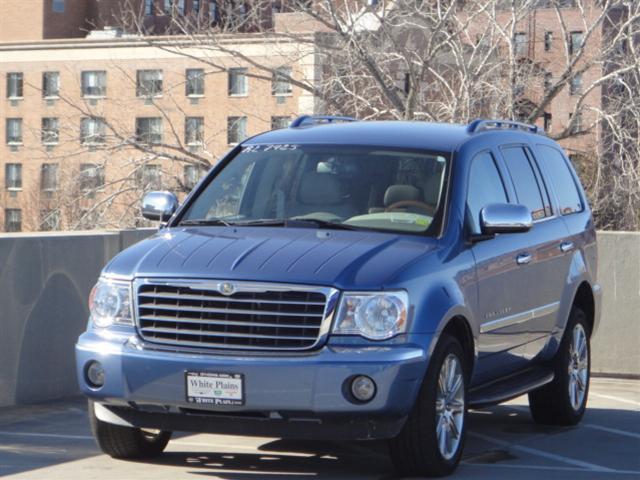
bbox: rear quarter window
[536,145,583,215]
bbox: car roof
[245,120,552,154]
[244,120,472,152]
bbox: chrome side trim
[480,301,560,334]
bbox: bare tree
[101,0,638,229]
[15,0,639,231]
[20,52,283,231]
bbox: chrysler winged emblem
[218,282,235,296]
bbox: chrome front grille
[135,280,337,351]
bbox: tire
[529,306,590,426]
[88,400,172,459]
[389,334,468,477]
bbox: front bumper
[76,330,431,440]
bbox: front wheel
[389,334,467,477]
[529,307,590,425]
[88,401,172,459]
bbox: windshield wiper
[180,217,361,231]
[234,219,288,227]
[234,218,360,230]
[288,218,361,230]
[179,218,233,227]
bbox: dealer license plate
[185,372,244,406]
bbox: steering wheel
[385,200,435,216]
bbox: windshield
[181,144,449,234]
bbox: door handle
[516,253,533,265]
[560,241,574,253]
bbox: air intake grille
[136,282,331,351]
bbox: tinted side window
[501,146,547,220]
[536,145,583,215]
[466,151,508,234]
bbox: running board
[468,367,554,409]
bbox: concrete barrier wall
[0,229,637,407]
[591,232,640,377]
[0,230,153,408]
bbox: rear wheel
[529,307,590,425]
[389,334,467,477]
[88,401,172,459]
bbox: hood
[104,226,438,289]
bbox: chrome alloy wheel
[568,323,589,411]
[435,353,465,460]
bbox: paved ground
[0,378,638,479]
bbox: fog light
[351,375,376,403]
[86,361,105,388]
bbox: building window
[235,2,247,19]
[81,71,107,97]
[186,68,204,96]
[6,73,23,98]
[543,113,552,132]
[42,117,60,145]
[164,0,172,14]
[41,164,58,192]
[570,73,582,95]
[569,112,583,134]
[569,31,583,55]
[544,31,553,51]
[138,164,162,190]
[514,82,525,98]
[5,164,22,190]
[52,0,65,12]
[6,118,22,144]
[42,71,60,98]
[515,32,528,56]
[145,0,154,15]
[80,117,106,145]
[272,0,284,15]
[136,117,163,144]
[185,117,204,145]
[192,0,201,13]
[79,164,105,191]
[5,209,22,232]
[403,72,412,94]
[183,164,205,189]
[40,209,60,231]
[137,70,163,97]
[228,68,248,96]
[544,72,553,92]
[178,0,186,14]
[209,0,217,21]
[227,116,247,144]
[272,67,292,96]
[271,116,290,130]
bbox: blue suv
[76,117,601,477]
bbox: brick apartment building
[0,1,318,231]
[490,1,603,154]
[0,0,610,232]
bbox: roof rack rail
[467,118,544,135]
[289,115,357,128]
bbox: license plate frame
[185,371,244,406]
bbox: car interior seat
[369,184,422,214]
[291,172,358,220]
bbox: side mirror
[141,191,179,222]
[480,203,532,235]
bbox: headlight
[88,278,133,328]
[333,291,409,340]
